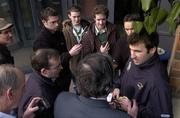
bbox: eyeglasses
[48,63,62,70]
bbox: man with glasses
[18,49,63,118]
[33,7,82,91]
[0,18,14,64]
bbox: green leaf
[144,15,157,34]
[168,0,175,5]
[133,21,144,33]
[141,0,153,12]
[156,8,168,25]
[166,17,176,33]
[150,0,157,9]
[167,2,180,21]
[166,1,180,33]
[150,7,159,21]
[142,7,158,34]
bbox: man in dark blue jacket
[18,49,63,118]
[113,30,173,118]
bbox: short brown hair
[123,14,142,22]
[40,7,58,21]
[31,49,60,72]
[128,29,159,52]
[92,5,109,18]
[67,5,81,15]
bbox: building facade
[0,0,172,50]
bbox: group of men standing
[0,4,173,118]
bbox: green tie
[98,32,107,44]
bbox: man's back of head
[0,64,25,113]
[75,53,113,98]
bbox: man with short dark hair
[62,5,89,75]
[54,53,132,118]
[62,5,90,92]
[0,18,14,65]
[18,49,63,118]
[113,14,142,76]
[123,14,142,36]
[114,30,173,118]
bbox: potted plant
[133,0,180,34]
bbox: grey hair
[0,64,19,95]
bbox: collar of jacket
[33,70,55,86]
[0,44,7,49]
[89,21,116,37]
[63,19,90,30]
[133,52,160,69]
[78,95,110,108]
[95,25,107,36]
[42,26,57,35]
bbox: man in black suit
[54,53,133,118]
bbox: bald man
[0,64,40,118]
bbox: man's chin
[48,28,58,32]
[54,28,58,31]
[133,60,140,65]
[4,41,12,45]
[74,22,80,25]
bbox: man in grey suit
[54,53,133,118]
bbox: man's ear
[42,19,46,25]
[150,47,156,55]
[94,17,96,21]
[40,68,48,76]
[68,14,71,19]
[6,88,13,101]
